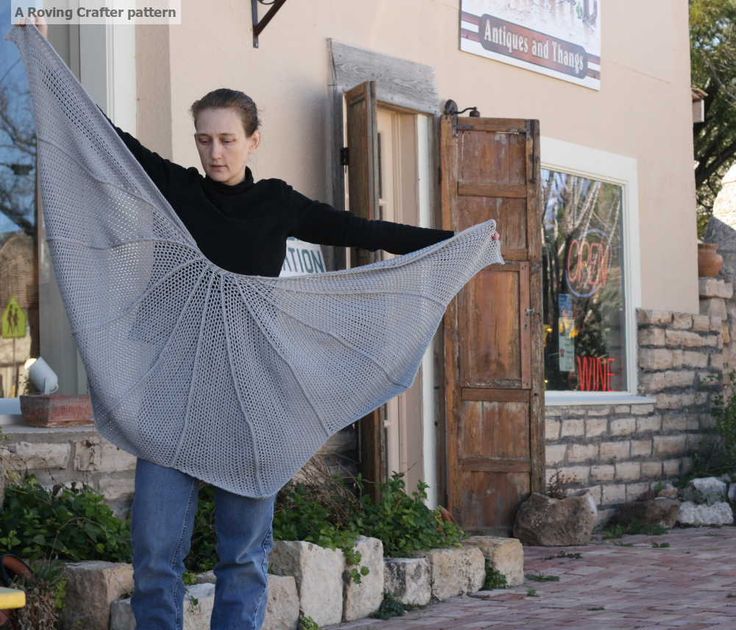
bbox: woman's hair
[189,88,261,137]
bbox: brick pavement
[328,527,736,629]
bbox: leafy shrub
[0,475,130,562]
[352,472,466,557]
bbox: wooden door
[441,115,544,533]
[344,81,385,499]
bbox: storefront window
[541,168,626,392]
[0,1,40,398]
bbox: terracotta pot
[19,394,94,427]
[698,242,724,277]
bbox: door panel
[442,115,544,533]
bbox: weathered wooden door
[441,115,544,533]
[344,81,386,499]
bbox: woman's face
[193,107,260,186]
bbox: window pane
[541,169,626,392]
[0,1,40,398]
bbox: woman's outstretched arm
[285,183,455,254]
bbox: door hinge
[340,147,349,166]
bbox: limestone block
[614,462,641,482]
[699,277,734,299]
[636,309,672,325]
[639,348,674,370]
[0,441,69,470]
[384,557,431,606]
[560,419,584,438]
[343,536,384,621]
[263,574,300,630]
[73,437,137,472]
[462,536,524,587]
[678,501,734,526]
[610,417,636,436]
[110,583,215,630]
[415,546,485,600]
[585,418,607,438]
[62,561,133,630]
[269,540,344,626]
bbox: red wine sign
[565,228,611,298]
[577,356,616,391]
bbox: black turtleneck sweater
[99,111,455,276]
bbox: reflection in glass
[541,168,626,392]
[0,0,39,397]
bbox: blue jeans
[130,458,277,629]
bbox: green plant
[707,369,736,473]
[298,611,320,629]
[352,472,466,557]
[482,560,508,590]
[370,592,418,620]
[652,542,671,548]
[0,475,131,562]
[525,572,560,582]
[10,558,68,630]
[183,570,199,585]
[544,551,582,560]
[273,481,367,583]
[526,588,538,597]
[603,520,667,540]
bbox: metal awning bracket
[251,0,288,48]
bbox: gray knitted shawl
[8,24,504,497]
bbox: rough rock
[462,536,524,586]
[384,557,431,606]
[513,491,597,546]
[343,536,384,621]
[683,477,727,505]
[611,498,680,529]
[269,540,344,626]
[62,561,133,630]
[678,501,734,526]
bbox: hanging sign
[460,0,601,90]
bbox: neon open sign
[565,228,611,298]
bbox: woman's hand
[17,15,48,39]
[491,231,501,241]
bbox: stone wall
[0,424,137,517]
[544,277,732,521]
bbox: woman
[23,16,500,630]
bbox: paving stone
[329,528,736,630]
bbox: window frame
[540,136,653,406]
[0,22,136,420]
